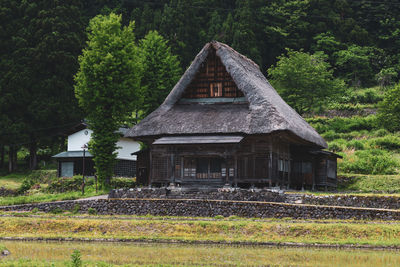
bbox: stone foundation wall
[1,198,399,220]
[300,194,400,210]
[109,188,286,202]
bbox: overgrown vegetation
[3,240,400,266]
[0,216,400,247]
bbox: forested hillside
[1,0,400,184]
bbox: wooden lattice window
[183,48,244,99]
[152,156,169,180]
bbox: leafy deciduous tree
[75,13,142,186]
[139,30,181,117]
[268,50,344,114]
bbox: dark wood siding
[182,48,243,99]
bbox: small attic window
[211,83,222,97]
[182,48,244,99]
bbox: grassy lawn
[0,215,399,247]
[0,187,107,206]
[0,172,27,190]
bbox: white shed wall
[68,129,92,151]
[67,129,139,160]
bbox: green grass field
[0,215,399,247]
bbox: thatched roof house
[126,41,339,190]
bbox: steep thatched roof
[125,41,327,148]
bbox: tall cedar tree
[75,13,142,187]
[268,50,344,114]
[140,31,181,117]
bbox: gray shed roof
[125,41,327,148]
[52,151,93,158]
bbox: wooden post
[287,158,291,190]
[171,152,175,185]
[234,154,238,187]
[312,158,316,191]
[269,138,273,187]
[149,148,152,187]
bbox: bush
[369,136,400,150]
[50,207,64,214]
[47,176,94,193]
[110,177,136,189]
[374,128,390,137]
[71,249,82,267]
[88,208,97,215]
[328,139,347,152]
[28,170,57,183]
[346,140,365,150]
[340,149,398,175]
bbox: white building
[53,123,140,177]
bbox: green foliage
[50,207,64,214]
[31,208,39,213]
[139,30,181,118]
[378,83,400,132]
[87,208,97,215]
[369,136,400,150]
[72,204,81,214]
[70,249,82,267]
[110,177,136,189]
[268,50,344,114]
[339,150,398,175]
[47,176,94,193]
[75,13,142,187]
[334,45,380,87]
[339,174,400,193]
[376,68,398,88]
[307,115,379,135]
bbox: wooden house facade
[126,41,340,190]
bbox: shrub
[72,204,80,214]
[71,249,82,267]
[340,149,398,175]
[47,176,94,193]
[369,136,400,150]
[88,208,97,215]
[31,208,39,213]
[321,130,340,141]
[346,140,365,150]
[50,207,64,214]
[374,128,390,137]
[110,177,136,189]
[328,139,347,152]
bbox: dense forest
[1,0,400,173]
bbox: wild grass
[0,186,107,206]
[338,173,400,193]
[0,172,27,190]
[2,241,400,267]
[0,216,400,246]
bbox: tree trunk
[0,145,4,169]
[13,146,17,171]
[8,146,14,172]
[29,140,38,170]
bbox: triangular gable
[182,48,244,99]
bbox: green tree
[75,13,142,187]
[378,84,400,132]
[268,50,344,114]
[139,30,181,117]
[334,45,378,87]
